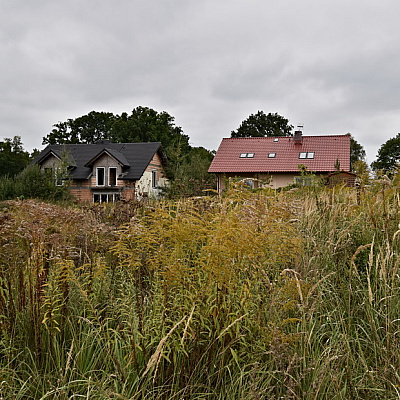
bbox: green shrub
[0,164,71,202]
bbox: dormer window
[240,153,255,158]
[96,167,105,186]
[299,152,315,159]
[109,167,117,186]
[274,138,279,142]
[268,153,276,158]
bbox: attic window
[299,152,315,159]
[268,153,276,158]
[109,167,117,186]
[96,167,105,186]
[274,138,279,142]
[240,153,255,158]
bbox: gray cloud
[1,0,400,163]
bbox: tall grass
[1,181,400,398]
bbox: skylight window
[299,152,315,159]
[268,153,276,158]
[274,138,279,142]
[239,153,255,158]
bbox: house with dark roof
[208,131,352,192]
[33,141,168,203]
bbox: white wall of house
[135,170,168,199]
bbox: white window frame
[244,179,254,189]
[151,170,157,188]
[109,167,117,186]
[55,167,64,186]
[299,152,315,159]
[93,193,121,204]
[96,167,105,186]
[239,153,255,158]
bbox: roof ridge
[224,134,349,140]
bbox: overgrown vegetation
[0,164,71,202]
[1,181,400,398]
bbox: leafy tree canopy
[371,132,400,175]
[231,111,293,138]
[43,107,190,155]
[349,134,366,170]
[43,111,119,145]
[168,146,216,197]
[42,107,214,188]
[0,136,31,177]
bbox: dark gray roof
[33,142,165,181]
[85,148,130,168]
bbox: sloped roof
[85,148,130,168]
[33,142,164,180]
[208,134,351,173]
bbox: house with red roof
[208,131,352,192]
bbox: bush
[0,164,71,202]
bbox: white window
[45,167,64,185]
[244,179,254,189]
[239,153,255,158]
[268,153,276,158]
[274,138,279,142]
[96,167,105,186]
[299,152,315,159]
[55,167,63,186]
[294,176,315,186]
[109,167,117,186]
[93,193,120,204]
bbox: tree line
[2,106,400,201]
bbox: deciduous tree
[41,107,214,192]
[231,111,293,138]
[43,111,117,144]
[0,136,31,177]
[349,135,366,169]
[371,133,400,175]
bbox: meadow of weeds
[1,181,400,399]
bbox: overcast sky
[1,0,400,163]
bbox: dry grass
[1,181,400,398]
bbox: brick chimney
[294,130,303,144]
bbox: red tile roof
[208,134,351,173]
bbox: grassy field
[1,181,400,399]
